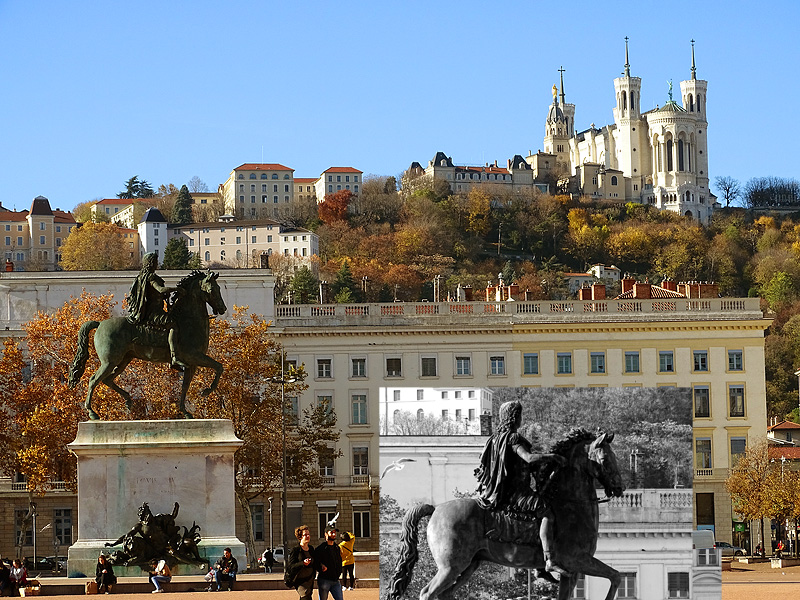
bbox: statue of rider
[127,252,187,370]
[475,400,568,577]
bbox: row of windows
[693,385,746,418]
[327,175,359,183]
[4,224,71,233]
[248,505,371,542]
[695,436,747,470]
[314,350,745,381]
[15,507,72,546]
[239,195,291,204]
[238,173,291,180]
[406,407,478,421]
[571,571,688,599]
[326,184,359,193]
[3,236,65,247]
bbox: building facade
[314,167,363,202]
[221,163,295,220]
[382,387,493,435]
[0,196,76,271]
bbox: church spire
[690,39,696,80]
[559,66,566,105]
[624,36,630,77]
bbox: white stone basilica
[543,39,715,223]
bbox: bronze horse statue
[388,430,625,600]
[68,270,226,420]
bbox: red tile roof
[322,167,362,173]
[94,198,132,205]
[295,178,318,184]
[768,447,800,460]
[235,163,293,171]
[768,420,800,431]
[456,165,510,175]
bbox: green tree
[161,238,193,270]
[117,176,154,199]
[331,260,359,303]
[726,438,773,550]
[171,185,193,225]
[289,265,318,304]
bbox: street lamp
[269,352,297,560]
[267,497,273,554]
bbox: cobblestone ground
[723,558,800,599]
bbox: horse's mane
[176,270,213,289]
[550,427,597,457]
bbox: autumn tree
[162,237,197,270]
[318,190,353,224]
[60,222,133,270]
[117,176,154,199]
[726,438,772,549]
[171,185,193,225]
[190,308,341,568]
[72,199,102,223]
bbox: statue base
[67,419,245,578]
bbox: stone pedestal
[67,419,244,578]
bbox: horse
[68,270,227,420]
[388,430,625,600]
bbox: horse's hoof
[182,412,194,419]
[87,410,101,421]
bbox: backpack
[283,568,295,589]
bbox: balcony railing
[274,298,763,326]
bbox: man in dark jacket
[214,548,238,591]
[315,526,343,600]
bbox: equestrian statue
[388,400,625,600]
[68,252,227,419]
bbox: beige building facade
[0,196,76,271]
[221,163,295,220]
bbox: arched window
[688,94,694,112]
[630,91,636,112]
[685,210,693,218]
[697,95,702,112]
[284,174,290,179]
[678,139,685,171]
[204,251,210,261]
[417,409,424,420]
[238,174,244,179]
[686,191,691,202]
[611,176,618,186]
[220,250,226,261]
[261,173,268,179]
[393,409,400,421]
[272,174,278,179]
[249,173,256,179]
[622,90,627,110]
[666,139,673,171]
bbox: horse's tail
[387,503,436,600]
[68,321,100,387]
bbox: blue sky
[1,0,797,212]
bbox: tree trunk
[235,488,258,572]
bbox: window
[421,357,437,377]
[469,409,476,421]
[318,511,337,538]
[54,508,73,545]
[455,356,471,376]
[319,449,335,477]
[590,352,605,374]
[353,447,368,475]
[693,351,708,372]
[386,358,402,377]
[624,351,640,373]
[351,358,366,378]
[696,438,712,469]
[697,547,719,566]
[4,237,9,246]
[694,386,710,418]
[287,396,299,425]
[490,356,505,375]
[39,236,45,245]
[15,508,33,546]
[617,573,636,598]
[353,510,371,538]
[728,350,743,371]
[441,409,448,419]
[729,385,745,417]
[393,390,401,401]
[39,222,45,230]
[455,409,462,420]
[441,391,448,400]
[659,351,674,372]
[317,358,332,379]
[351,394,367,424]
[523,353,539,375]
[251,504,265,542]
[557,353,572,374]
[731,437,746,466]
[416,389,423,401]
[667,572,689,598]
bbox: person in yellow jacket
[339,532,356,590]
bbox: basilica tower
[679,40,709,195]
[543,67,575,174]
[611,38,646,195]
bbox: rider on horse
[475,400,568,576]
[127,252,187,370]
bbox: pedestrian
[315,525,343,600]
[339,532,356,590]
[286,525,316,600]
[149,559,171,593]
[213,547,238,591]
[9,559,27,596]
[262,548,275,573]
[95,554,116,594]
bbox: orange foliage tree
[318,189,353,224]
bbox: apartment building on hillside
[0,196,76,271]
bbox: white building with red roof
[221,163,295,220]
[90,198,134,223]
[314,167,363,202]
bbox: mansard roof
[509,155,531,170]
[430,152,453,167]
[141,207,167,223]
[30,195,53,216]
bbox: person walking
[315,525,343,600]
[287,525,316,600]
[339,532,356,590]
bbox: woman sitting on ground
[9,559,27,596]
[96,554,116,594]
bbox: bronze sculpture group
[388,400,626,600]
[68,253,227,419]
[104,502,204,568]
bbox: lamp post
[269,352,296,559]
[267,497,274,554]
